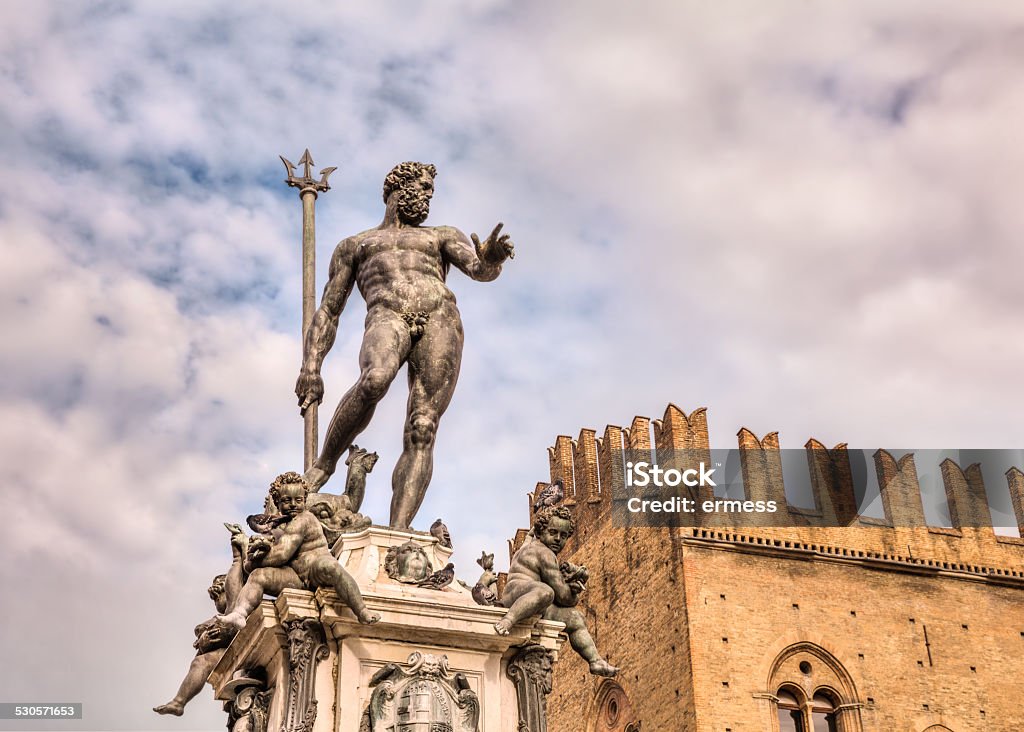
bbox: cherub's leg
[153,648,225,715]
[545,606,619,677]
[391,310,464,528]
[309,312,410,490]
[494,582,554,636]
[310,558,379,624]
[218,568,302,629]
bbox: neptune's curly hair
[383,161,437,202]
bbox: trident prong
[279,155,297,179]
[298,149,314,181]
[318,166,337,189]
[281,148,333,193]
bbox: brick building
[510,404,1024,732]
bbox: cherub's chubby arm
[296,238,358,412]
[536,548,577,607]
[257,522,306,568]
[439,224,514,283]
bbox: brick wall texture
[515,404,1024,732]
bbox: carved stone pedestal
[209,527,564,732]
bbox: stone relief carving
[506,644,554,732]
[384,540,434,584]
[222,668,272,732]
[360,652,480,732]
[282,618,330,732]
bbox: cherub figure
[252,483,371,548]
[217,472,380,629]
[154,524,249,716]
[495,506,618,677]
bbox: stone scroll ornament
[506,645,554,732]
[222,668,272,732]
[359,652,480,732]
[282,618,330,732]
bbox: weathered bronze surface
[216,472,379,631]
[295,162,514,529]
[496,506,619,677]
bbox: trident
[280,149,336,471]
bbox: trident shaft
[280,149,336,471]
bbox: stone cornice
[681,527,1024,587]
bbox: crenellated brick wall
[512,404,1024,732]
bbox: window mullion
[802,701,815,732]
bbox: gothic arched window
[765,643,863,732]
[773,687,838,732]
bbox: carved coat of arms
[360,653,480,732]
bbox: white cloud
[2,1,1023,729]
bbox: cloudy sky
[2,1,1023,730]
